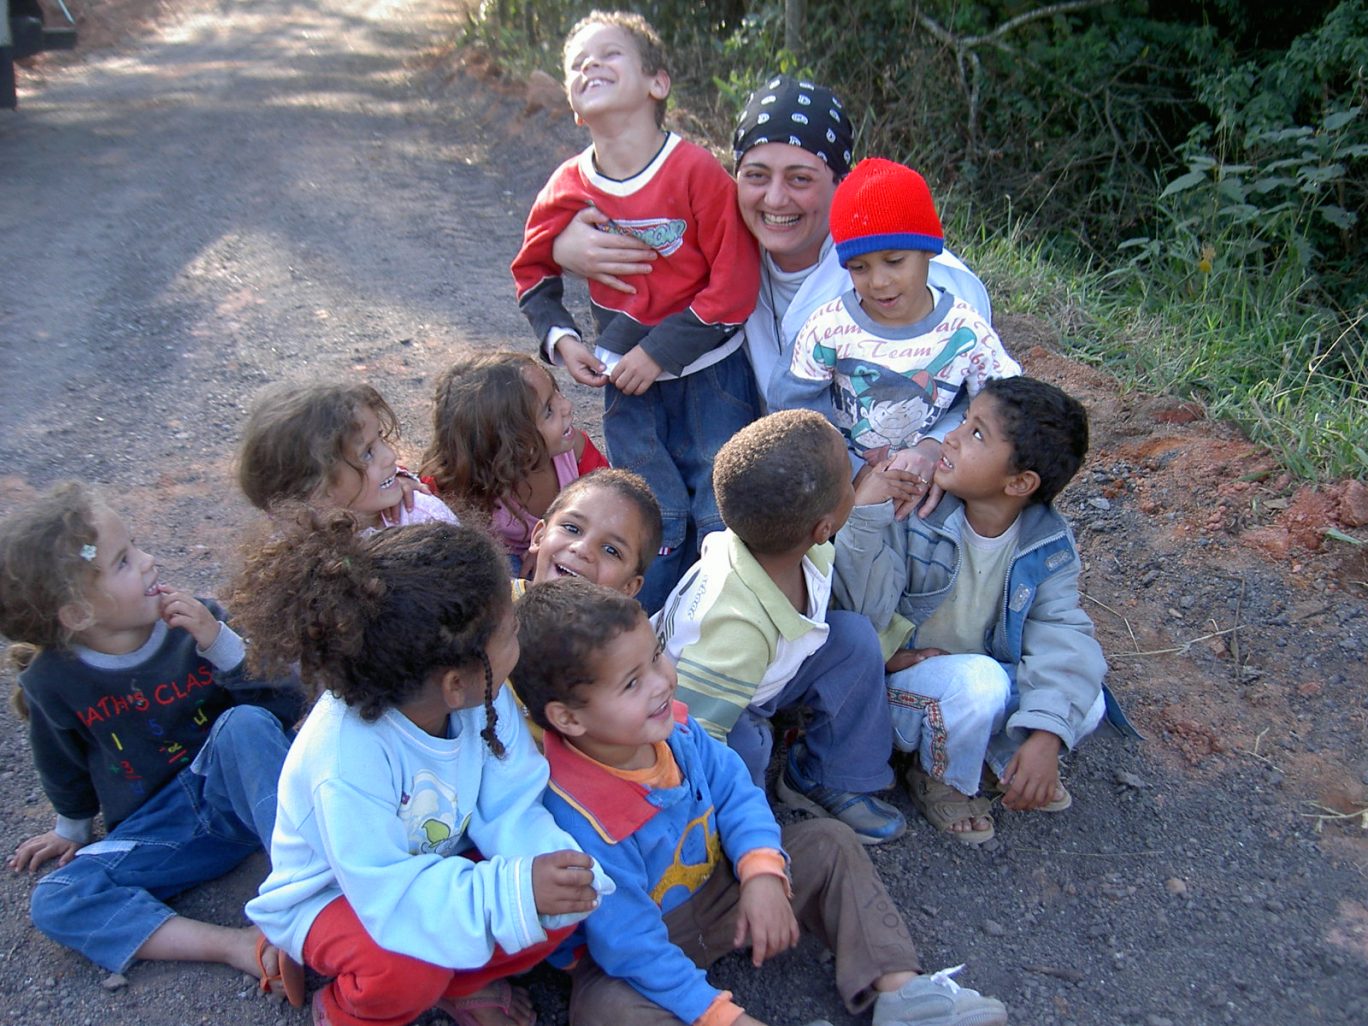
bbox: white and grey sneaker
[873,965,1008,1026]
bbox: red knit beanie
[830,158,944,266]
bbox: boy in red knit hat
[770,158,1019,515]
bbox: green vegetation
[464,0,1367,479]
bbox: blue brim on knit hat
[829,157,944,265]
[834,232,943,265]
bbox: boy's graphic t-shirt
[541,709,784,1026]
[512,133,760,378]
[783,288,1020,463]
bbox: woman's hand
[552,207,657,293]
[886,439,943,519]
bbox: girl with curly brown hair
[0,482,296,996]
[418,351,607,573]
[238,380,458,532]
[230,511,610,1026]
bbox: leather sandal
[905,763,995,844]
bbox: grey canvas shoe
[872,965,1008,1026]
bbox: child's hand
[385,471,431,519]
[999,730,1064,811]
[555,336,609,388]
[886,440,940,520]
[8,830,80,873]
[733,874,798,967]
[531,850,599,916]
[885,647,950,674]
[157,586,221,650]
[853,462,921,509]
[608,346,662,396]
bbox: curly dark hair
[0,482,105,719]
[511,576,643,732]
[230,509,511,749]
[237,381,401,512]
[418,351,555,543]
[713,410,849,554]
[0,481,102,651]
[562,10,670,128]
[981,376,1090,506]
[543,468,664,576]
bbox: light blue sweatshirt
[247,685,608,966]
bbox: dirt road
[2,2,1366,1024]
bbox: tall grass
[949,201,1367,480]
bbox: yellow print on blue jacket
[650,809,721,905]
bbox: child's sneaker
[873,965,1008,1026]
[776,741,907,844]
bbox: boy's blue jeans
[29,705,291,973]
[603,346,759,615]
[726,611,895,793]
[886,653,1105,796]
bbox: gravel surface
[2,2,1366,1025]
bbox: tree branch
[915,1,1117,159]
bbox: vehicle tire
[1,45,17,109]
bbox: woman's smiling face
[735,142,839,272]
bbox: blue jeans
[603,346,759,614]
[886,654,1105,796]
[29,705,291,972]
[727,611,894,793]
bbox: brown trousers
[569,818,921,1025]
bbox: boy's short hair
[544,468,663,576]
[982,376,1089,506]
[714,410,848,555]
[563,10,670,128]
[512,577,644,731]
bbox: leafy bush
[461,0,1367,477]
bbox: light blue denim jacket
[833,495,1106,750]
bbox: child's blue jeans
[603,346,759,614]
[886,653,1105,796]
[29,704,291,973]
[726,610,895,793]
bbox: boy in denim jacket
[834,376,1106,845]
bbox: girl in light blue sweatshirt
[231,511,612,1026]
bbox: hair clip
[80,544,98,562]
